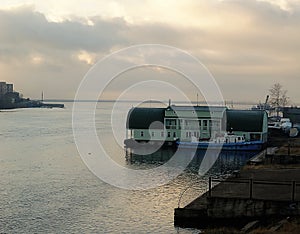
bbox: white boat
[268,117,292,134]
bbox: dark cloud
[0,5,128,55]
[0,2,299,103]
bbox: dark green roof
[127,107,266,132]
[226,110,266,132]
[126,107,165,129]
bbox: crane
[264,95,269,110]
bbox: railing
[208,177,299,201]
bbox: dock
[174,159,300,229]
[40,103,64,108]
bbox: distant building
[0,81,14,98]
[283,107,300,124]
[0,82,7,97]
[0,81,50,109]
[6,83,13,93]
[1,92,21,104]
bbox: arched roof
[226,110,266,132]
[126,107,165,129]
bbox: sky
[0,0,299,104]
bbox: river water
[0,102,255,233]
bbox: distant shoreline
[40,99,300,106]
[0,100,64,110]
[39,99,272,105]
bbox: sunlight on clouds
[106,1,126,18]
[0,2,32,11]
[1,0,299,26]
[30,55,44,65]
[86,18,94,26]
[200,49,222,57]
[0,0,299,101]
[0,1,262,27]
[44,14,65,23]
[257,0,300,11]
[77,50,96,65]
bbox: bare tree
[269,83,289,116]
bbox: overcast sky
[0,0,299,104]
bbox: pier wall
[207,197,300,218]
[175,197,300,228]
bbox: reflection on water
[126,147,256,176]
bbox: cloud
[0,5,130,98]
[0,1,299,103]
[0,5,128,54]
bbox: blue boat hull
[176,140,264,151]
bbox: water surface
[0,102,254,233]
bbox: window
[151,132,155,137]
[168,132,171,137]
[203,120,208,130]
[186,132,189,138]
[250,133,261,141]
[173,132,176,137]
[161,131,164,137]
[141,131,144,137]
[166,119,177,129]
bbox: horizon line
[37,99,300,107]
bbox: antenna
[41,91,44,102]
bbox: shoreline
[0,100,64,110]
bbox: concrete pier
[41,103,64,108]
[174,168,300,229]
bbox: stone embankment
[175,137,300,231]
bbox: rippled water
[0,102,255,233]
